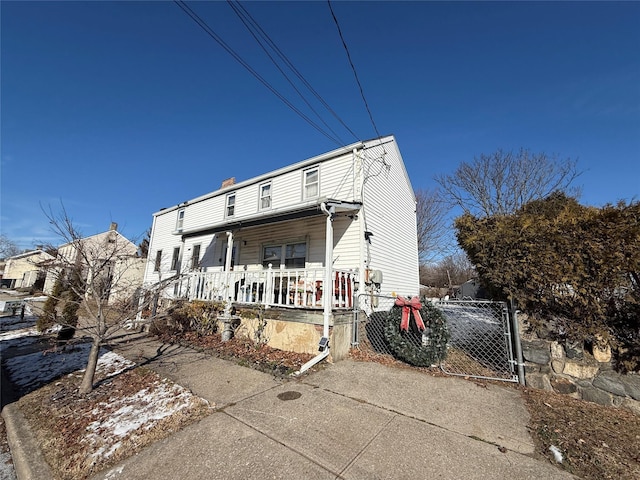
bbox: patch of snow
[90,351,135,377]
[23,296,48,302]
[3,337,206,470]
[549,445,563,463]
[83,379,198,460]
[0,290,25,297]
[0,327,39,342]
[102,465,124,479]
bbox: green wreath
[384,300,449,367]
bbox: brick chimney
[109,222,118,231]
[221,177,236,188]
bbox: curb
[1,403,52,480]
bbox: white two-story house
[143,135,419,362]
[44,224,145,304]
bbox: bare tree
[41,206,151,394]
[0,234,21,259]
[420,251,475,288]
[435,148,581,217]
[415,188,450,262]
[137,228,151,259]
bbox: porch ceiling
[180,200,362,239]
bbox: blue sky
[2,1,639,249]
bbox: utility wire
[226,0,347,146]
[327,0,385,150]
[174,0,344,146]
[230,0,361,143]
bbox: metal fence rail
[352,295,519,383]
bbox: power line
[327,0,385,148]
[226,0,348,146]
[229,1,361,143]
[174,1,344,146]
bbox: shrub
[150,300,224,337]
[456,194,640,371]
[37,276,65,331]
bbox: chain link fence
[353,294,519,383]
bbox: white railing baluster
[180,267,356,309]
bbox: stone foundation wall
[522,337,640,414]
[233,306,352,362]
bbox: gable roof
[5,249,54,261]
[154,135,402,217]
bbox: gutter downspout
[294,202,334,375]
[510,298,526,385]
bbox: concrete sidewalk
[83,333,573,480]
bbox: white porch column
[321,203,335,339]
[224,231,234,307]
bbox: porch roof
[179,199,361,239]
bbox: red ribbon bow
[395,296,425,331]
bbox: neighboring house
[44,224,145,303]
[456,279,489,300]
[143,136,419,361]
[2,249,54,290]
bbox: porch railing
[175,267,357,309]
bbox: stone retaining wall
[522,337,640,414]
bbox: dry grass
[523,387,640,480]
[157,331,315,376]
[18,367,210,480]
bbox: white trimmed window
[260,182,271,210]
[170,247,180,271]
[176,209,185,231]
[262,242,306,268]
[191,244,201,270]
[285,243,306,268]
[226,193,236,217]
[154,250,162,271]
[303,167,319,199]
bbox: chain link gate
[353,294,520,383]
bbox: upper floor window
[226,193,236,217]
[304,167,319,199]
[260,182,271,210]
[176,209,185,231]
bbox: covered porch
[175,199,362,312]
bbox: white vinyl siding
[360,140,419,297]
[143,212,184,282]
[331,216,361,270]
